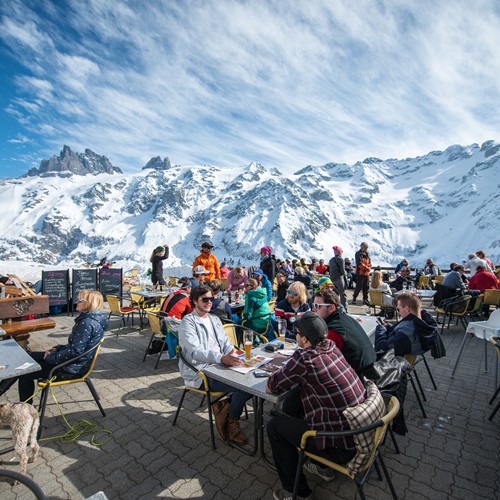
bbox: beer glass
[277,318,287,347]
[243,331,253,361]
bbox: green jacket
[243,286,271,333]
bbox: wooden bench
[0,318,56,346]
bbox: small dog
[0,402,40,476]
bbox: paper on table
[15,362,36,370]
[229,354,273,374]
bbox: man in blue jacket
[375,292,438,356]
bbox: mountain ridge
[1,141,498,270]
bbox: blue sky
[1,0,499,178]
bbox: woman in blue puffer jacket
[3,290,109,403]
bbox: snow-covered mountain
[0,142,498,273]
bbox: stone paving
[1,294,499,499]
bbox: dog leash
[26,378,113,447]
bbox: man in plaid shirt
[266,312,366,500]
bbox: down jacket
[46,311,108,375]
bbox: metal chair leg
[378,452,399,500]
[172,389,188,426]
[451,330,470,378]
[37,387,50,439]
[143,331,156,362]
[413,369,427,402]
[421,355,437,390]
[85,378,106,417]
[408,373,427,418]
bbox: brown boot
[226,416,247,445]
[212,399,229,441]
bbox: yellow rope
[26,378,113,447]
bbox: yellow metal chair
[488,337,500,421]
[220,278,227,290]
[172,347,227,450]
[418,275,430,289]
[168,276,178,287]
[435,295,472,334]
[368,290,385,315]
[292,395,400,500]
[223,323,240,348]
[37,339,105,438]
[268,299,276,313]
[433,275,445,284]
[107,294,139,333]
[123,268,140,285]
[142,312,169,369]
[483,289,500,309]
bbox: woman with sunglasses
[0,290,108,402]
[274,281,311,338]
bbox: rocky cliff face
[24,145,122,176]
[1,141,499,268]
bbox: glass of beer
[277,318,286,347]
[243,331,253,361]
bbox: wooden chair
[106,295,139,334]
[292,395,400,500]
[172,347,227,450]
[37,339,105,438]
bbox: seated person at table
[160,278,193,319]
[219,261,230,279]
[315,259,328,275]
[467,253,492,275]
[206,279,238,322]
[468,264,499,292]
[0,290,108,400]
[370,269,396,315]
[395,258,409,274]
[374,292,437,357]
[242,278,271,333]
[251,269,273,301]
[225,266,248,292]
[189,265,210,289]
[275,281,311,337]
[178,286,252,445]
[275,271,290,302]
[475,250,495,272]
[312,288,377,379]
[442,265,467,290]
[293,266,312,289]
[266,312,367,500]
[389,266,414,292]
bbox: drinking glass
[243,331,254,361]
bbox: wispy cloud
[0,0,499,175]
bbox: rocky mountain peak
[24,145,122,177]
[142,156,172,171]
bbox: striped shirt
[268,339,366,450]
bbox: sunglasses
[77,298,87,303]
[245,284,252,288]
[201,297,215,303]
[312,303,329,310]
[287,291,298,297]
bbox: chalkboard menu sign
[42,270,70,306]
[72,269,98,301]
[99,268,122,300]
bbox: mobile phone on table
[253,370,268,378]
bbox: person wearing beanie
[328,245,347,310]
[266,311,366,500]
[192,241,220,281]
[260,246,276,283]
[150,244,169,287]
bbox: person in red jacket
[468,265,499,292]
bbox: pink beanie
[260,246,272,255]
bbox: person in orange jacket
[192,241,220,281]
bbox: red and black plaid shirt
[268,339,366,450]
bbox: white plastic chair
[451,309,500,378]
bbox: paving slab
[1,293,499,499]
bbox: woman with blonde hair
[0,290,108,402]
[275,281,310,336]
[369,270,396,316]
[226,266,248,291]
